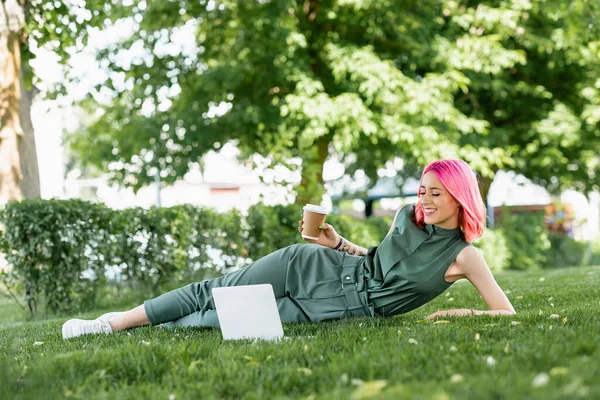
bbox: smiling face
[418,171,461,229]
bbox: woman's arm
[331,236,368,256]
[426,246,516,320]
[299,205,405,257]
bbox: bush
[589,238,600,266]
[473,228,511,272]
[0,200,247,313]
[544,233,589,268]
[0,199,112,313]
[495,209,551,271]
[243,203,304,259]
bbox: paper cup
[302,204,329,240]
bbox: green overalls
[143,205,470,327]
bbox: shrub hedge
[472,228,511,272]
[493,208,551,270]
[0,200,247,313]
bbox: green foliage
[0,199,111,313]
[496,209,551,271]
[244,203,305,259]
[21,0,115,92]
[66,0,600,204]
[328,214,392,250]
[473,228,511,272]
[0,200,247,313]
[590,238,600,266]
[544,234,590,269]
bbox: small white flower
[549,314,560,319]
[539,277,545,282]
[33,341,44,347]
[339,373,349,384]
[532,373,550,387]
[450,374,464,383]
[475,333,480,341]
[408,338,418,345]
[511,321,520,326]
[449,345,458,352]
[141,340,151,346]
[486,356,496,366]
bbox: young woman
[62,159,515,339]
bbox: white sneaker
[62,318,113,340]
[96,311,125,322]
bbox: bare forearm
[427,308,516,319]
[472,309,516,316]
[333,236,367,256]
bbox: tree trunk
[18,67,41,198]
[295,135,330,205]
[0,0,26,206]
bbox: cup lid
[303,204,329,214]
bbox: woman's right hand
[298,215,340,248]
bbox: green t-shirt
[362,205,471,317]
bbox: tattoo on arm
[335,237,367,256]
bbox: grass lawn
[1,266,599,399]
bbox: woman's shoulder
[397,203,415,220]
[392,204,422,235]
[455,245,482,269]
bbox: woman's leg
[143,245,293,327]
[107,305,150,331]
[63,247,294,339]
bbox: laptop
[212,284,285,341]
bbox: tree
[0,0,111,206]
[0,0,28,205]
[70,0,600,205]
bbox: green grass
[1,266,599,399]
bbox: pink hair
[414,160,486,242]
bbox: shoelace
[81,320,111,335]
